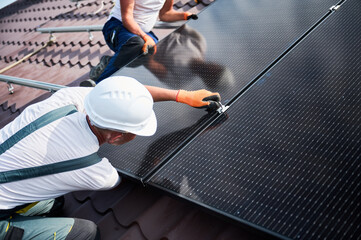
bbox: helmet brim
[129,110,157,136]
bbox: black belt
[0,203,29,220]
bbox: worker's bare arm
[145,85,178,102]
[120,0,147,38]
[145,85,221,110]
[159,0,192,22]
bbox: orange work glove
[142,35,157,55]
[183,12,198,20]
[176,89,221,111]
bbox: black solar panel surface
[99,0,339,180]
[148,1,361,239]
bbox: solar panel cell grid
[149,0,361,239]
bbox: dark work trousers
[97,17,159,82]
[0,197,99,240]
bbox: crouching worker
[0,76,221,240]
[80,0,198,87]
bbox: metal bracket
[330,4,341,11]
[49,33,56,43]
[88,31,94,41]
[217,104,229,114]
[7,82,14,94]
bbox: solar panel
[148,1,361,239]
[99,0,340,180]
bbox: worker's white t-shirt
[109,0,166,33]
[0,87,120,210]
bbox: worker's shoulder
[53,86,91,102]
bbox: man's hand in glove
[176,89,221,111]
[142,35,157,55]
[184,12,198,20]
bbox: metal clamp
[217,103,229,114]
[49,33,56,43]
[88,31,94,41]
[330,4,341,11]
[7,82,14,94]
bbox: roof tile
[174,0,191,9]
[97,212,131,240]
[67,200,105,223]
[199,0,215,6]
[61,193,86,216]
[90,181,135,213]
[111,186,161,227]
[117,224,147,240]
[164,209,227,240]
[72,190,93,203]
[215,225,260,240]
[135,196,192,240]
[188,0,199,8]
[0,100,20,128]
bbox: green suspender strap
[0,105,102,184]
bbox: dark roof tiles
[111,187,162,227]
[0,100,20,128]
[164,209,228,240]
[135,196,192,240]
[215,225,259,240]
[70,200,106,223]
[90,181,135,213]
[117,225,148,240]
[61,181,259,240]
[97,212,132,240]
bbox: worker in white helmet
[0,76,220,240]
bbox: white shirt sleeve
[46,87,92,113]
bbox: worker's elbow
[158,12,170,22]
[158,15,166,22]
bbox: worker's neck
[86,115,106,145]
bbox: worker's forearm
[120,0,147,38]
[159,0,189,22]
[122,16,147,37]
[145,85,178,102]
[159,10,188,22]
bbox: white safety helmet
[84,76,157,136]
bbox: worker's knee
[65,218,99,240]
[113,36,144,68]
[123,35,144,49]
